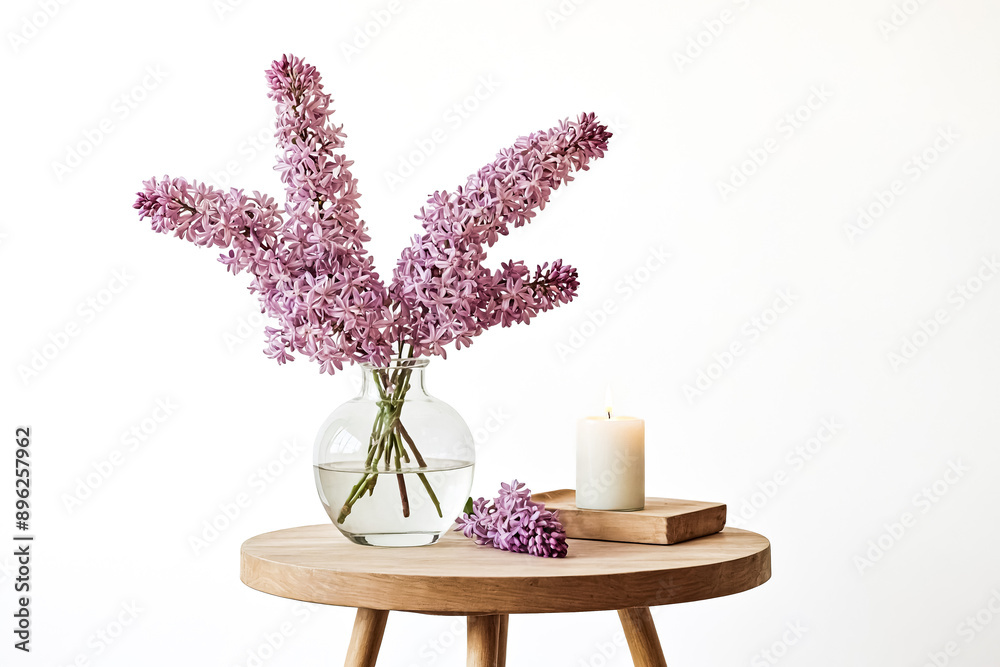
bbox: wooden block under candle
[532,490,727,545]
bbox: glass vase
[313,358,475,547]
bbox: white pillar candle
[576,410,645,511]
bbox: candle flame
[605,386,613,419]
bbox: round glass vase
[313,358,475,547]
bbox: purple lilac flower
[134,54,611,374]
[455,480,568,558]
[390,113,611,357]
[135,55,394,373]
[264,54,394,372]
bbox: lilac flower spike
[135,54,394,373]
[390,113,611,357]
[455,480,568,558]
[134,54,611,374]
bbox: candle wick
[607,410,611,420]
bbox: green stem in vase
[415,472,442,518]
[366,410,386,460]
[393,432,409,517]
[338,473,375,522]
[395,420,426,467]
[395,473,410,517]
[394,421,442,517]
[337,346,443,524]
[395,435,411,464]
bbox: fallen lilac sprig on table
[456,481,568,558]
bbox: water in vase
[315,458,474,547]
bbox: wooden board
[531,490,726,545]
[240,524,770,614]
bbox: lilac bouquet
[135,55,611,521]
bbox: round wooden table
[241,524,770,667]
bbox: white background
[3,0,1000,665]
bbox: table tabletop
[241,524,771,615]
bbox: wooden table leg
[345,608,388,667]
[467,614,502,667]
[497,614,509,667]
[618,607,667,667]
